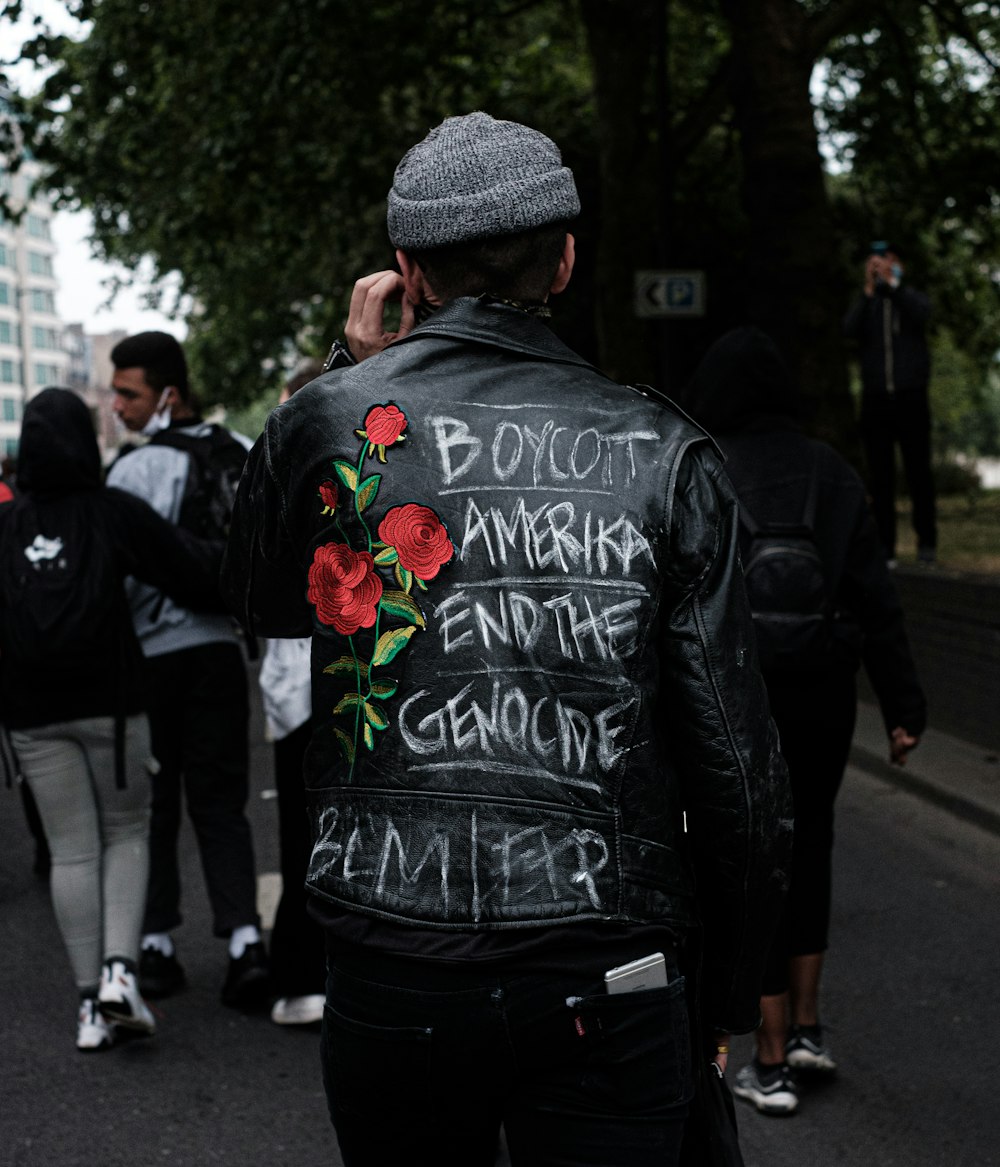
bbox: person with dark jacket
[0,388,224,1053]
[222,113,791,1167]
[843,245,936,564]
[683,328,927,1116]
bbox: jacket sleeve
[891,284,930,327]
[106,488,226,613]
[221,422,313,639]
[659,445,792,1034]
[840,490,927,737]
[842,293,869,338]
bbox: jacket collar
[391,296,607,377]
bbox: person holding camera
[844,242,937,566]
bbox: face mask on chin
[139,388,173,437]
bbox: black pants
[142,641,259,937]
[269,722,326,997]
[860,387,937,558]
[761,671,856,996]
[321,950,693,1167]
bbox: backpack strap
[801,455,821,530]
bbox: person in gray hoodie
[106,331,266,1008]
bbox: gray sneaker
[786,1024,836,1073]
[733,1061,799,1115]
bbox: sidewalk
[851,699,1000,837]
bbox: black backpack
[738,462,833,673]
[0,495,123,666]
[0,496,133,784]
[150,424,249,542]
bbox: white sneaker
[270,994,325,1026]
[98,959,156,1035]
[77,998,113,1052]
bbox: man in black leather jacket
[223,113,790,1167]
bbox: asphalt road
[2,720,998,1165]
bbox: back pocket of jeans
[576,978,692,1113]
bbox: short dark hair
[285,359,324,398]
[111,331,189,401]
[410,221,570,303]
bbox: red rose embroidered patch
[308,402,454,767]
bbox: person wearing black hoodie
[682,328,927,1116]
[0,388,224,1053]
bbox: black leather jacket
[223,298,790,1032]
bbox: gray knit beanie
[387,112,580,251]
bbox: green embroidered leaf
[334,728,355,764]
[380,589,425,628]
[364,701,389,731]
[363,723,375,750]
[333,460,358,491]
[369,680,398,700]
[376,444,388,464]
[415,576,429,591]
[332,692,364,715]
[371,625,416,667]
[324,656,369,680]
[374,546,398,566]
[394,563,414,592]
[355,474,381,513]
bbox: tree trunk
[580,0,663,385]
[726,0,855,445]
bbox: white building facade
[0,159,70,464]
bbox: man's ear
[162,386,183,416]
[397,249,438,305]
[550,234,576,295]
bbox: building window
[0,244,8,268]
[30,288,56,314]
[32,325,60,351]
[0,282,8,305]
[1,359,16,383]
[0,320,12,345]
[5,438,18,458]
[28,252,54,278]
[1,397,19,422]
[26,213,51,241]
[34,362,60,385]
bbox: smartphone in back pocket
[604,952,669,995]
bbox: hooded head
[681,327,802,435]
[16,388,102,496]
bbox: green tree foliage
[2,0,997,454]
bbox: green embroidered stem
[353,447,373,552]
[347,634,363,780]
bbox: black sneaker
[733,1060,799,1115]
[139,946,187,999]
[221,941,271,1009]
[786,1023,837,1073]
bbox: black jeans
[761,671,857,995]
[860,387,937,558]
[142,641,259,937]
[321,950,692,1167]
[269,722,326,996]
